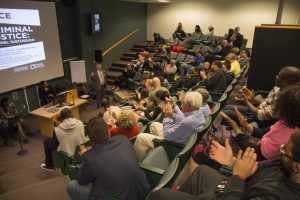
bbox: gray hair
[184,92,203,111]
[196,88,209,103]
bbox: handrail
[102,28,139,56]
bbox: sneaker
[114,87,120,91]
[41,163,54,171]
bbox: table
[30,98,87,137]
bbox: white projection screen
[0,0,64,93]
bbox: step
[121,56,135,61]
[0,165,63,194]
[134,41,148,49]
[0,175,70,200]
[123,51,137,57]
[106,71,122,79]
[111,60,131,68]
[109,66,125,73]
[131,47,145,52]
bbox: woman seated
[39,80,55,106]
[188,83,300,175]
[107,109,140,139]
[0,97,29,143]
[128,88,149,111]
[102,99,121,127]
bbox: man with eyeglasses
[148,131,300,200]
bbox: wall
[0,0,147,112]
[147,0,300,47]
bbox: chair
[52,140,93,176]
[126,71,143,90]
[240,38,248,51]
[218,92,228,108]
[170,52,178,60]
[200,45,209,52]
[210,102,221,122]
[199,34,209,41]
[192,33,201,40]
[207,35,217,41]
[217,36,225,44]
[175,53,186,62]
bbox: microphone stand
[17,135,28,156]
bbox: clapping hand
[233,147,258,180]
[220,111,242,135]
[209,139,234,167]
[241,86,255,101]
[234,106,253,134]
[162,104,174,118]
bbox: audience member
[41,108,87,171]
[111,64,136,91]
[218,40,231,57]
[163,59,177,75]
[134,92,205,160]
[179,50,204,77]
[200,60,227,93]
[168,33,179,46]
[226,27,243,48]
[181,33,199,49]
[226,53,241,77]
[147,77,169,109]
[107,109,140,139]
[102,99,121,127]
[174,23,186,40]
[67,117,150,200]
[194,25,202,34]
[221,83,300,161]
[207,25,215,36]
[38,80,55,106]
[222,62,235,85]
[149,131,300,200]
[238,49,251,67]
[221,66,300,125]
[0,97,29,143]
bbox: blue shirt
[200,103,211,120]
[163,105,206,144]
[191,55,205,66]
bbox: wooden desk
[30,98,87,137]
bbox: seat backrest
[192,33,201,40]
[142,146,170,170]
[200,45,209,52]
[176,53,186,62]
[207,35,217,41]
[133,71,143,81]
[200,34,209,41]
[217,36,225,44]
[170,52,178,59]
[183,55,195,63]
[192,44,202,51]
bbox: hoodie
[55,118,87,156]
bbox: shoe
[114,87,120,91]
[41,163,54,171]
[3,141,14,147]
[111,86,116,90]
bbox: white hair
[184,92,203,111]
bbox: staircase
[106,41,147,92]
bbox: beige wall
[147,0,300,47]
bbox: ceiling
[119,0,171,3]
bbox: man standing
[91,63,107,108]
[41,108,87,171]
[67,117,150,200]
[226,27,243,48]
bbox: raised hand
[232,147,258,180]
[241,86,254,101]
[209,139,234,167]
[162,104,174,118]
[234,106,253,134]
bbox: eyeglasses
[280,144,299,162]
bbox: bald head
[152,77,161,88]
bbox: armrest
[139,162,165,189]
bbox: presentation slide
[0,0,64,93]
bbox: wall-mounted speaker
[94,50,102,62]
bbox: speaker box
[94,50,102,62]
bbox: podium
[30,89,87,137]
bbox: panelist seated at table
[39,80,56,106]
